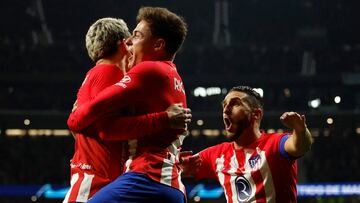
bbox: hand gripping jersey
[64,64,169,203]
[67,61,188,194]
[197,133,297,203]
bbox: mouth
[223,117,232,131]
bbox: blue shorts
[87,172,185,203]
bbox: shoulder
[130,61,169,75]
[200,142,232,156]
[90,64,121,75]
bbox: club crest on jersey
[174,78,185,94]
[248,154,261,170]
[235,176,252,202]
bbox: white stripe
[257,148,276,203]
[76,173,94,202]
[160,132,188,186]
[160,157,173,186]
[215,155,227,202]
[62,173,79,203]
[243,149,257,203]
[228,152,240,203]
[125,139,137,172]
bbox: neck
[96,57,126,74]
[233,125,262,150]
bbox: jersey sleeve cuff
[279,134,291,158]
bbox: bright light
[206,87,221,96]
[308,98,321,108]
[267,129,275,133]
[193,87,222,97]
[194,87,206,97]
[194,196,201,202]
[356,128,360,135]
[6,129,26,136]
[24,119,30,126]
[334,96,341,104]
[253,88,264,98]
[222,88,228,94]
[191,130,201,136]
[202,129,220,136]
[326,117,334,125]
[196,119,204,126]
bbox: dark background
[0,0,359,202]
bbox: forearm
[290,127,313,157]
[96,112,170,141]
[68,84,139,131]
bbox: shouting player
[185,86,313,203]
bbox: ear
[252,108,263,120]
[153,38,165,51]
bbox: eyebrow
[133,30,142,35]
[222,97,244,107]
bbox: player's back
[64,64,125,202]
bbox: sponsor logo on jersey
[121,75,131,83]
[115,75,131,88]
[235,176,252,202]
[70,162,92,170]
[174,78,185,94]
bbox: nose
[223,104,231,115]
[125,37,132,46]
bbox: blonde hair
[85,17,130,62]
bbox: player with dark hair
[68,7,189,203]
[184,86,313,203]
[64,17,190,203]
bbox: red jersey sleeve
[196,146,219,180]
[88,65,125,96]
[95,111,170,141]
[76,65,123,105]
[67,62,166,132]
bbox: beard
[226,115,251,141]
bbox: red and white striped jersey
[64,64,171,202]
[197,132,297,203]
[67,61,188,195]
[63,64,125,203]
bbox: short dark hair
[136,7,187,55]
[229,86,264,110]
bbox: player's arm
[96,104,192,140]
[67,63,164,132]
[281,112,313,157]
[68,66,124,134]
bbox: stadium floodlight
[334,96,341,104]
[308,98,321,108]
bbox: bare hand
[179,151,202,177]
[167,103,192,129]
[280,112,307,132]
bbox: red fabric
[197,132,297,203]
[67,61,188,194]
[65,64,172,202]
